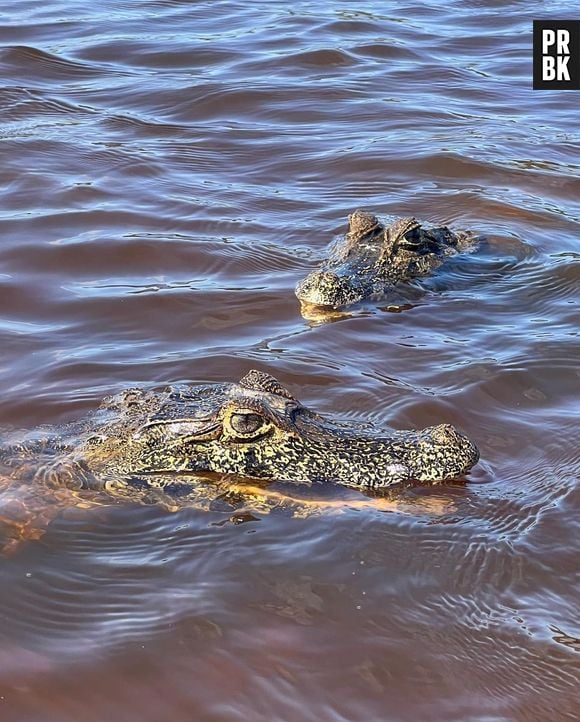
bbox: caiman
[0,370,479,551]
[295,210,478,310]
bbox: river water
[0,2,578,721]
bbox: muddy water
[0,1,579,720]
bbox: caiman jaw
[78,370,479,489]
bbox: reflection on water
[0,0,578,720]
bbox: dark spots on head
[242,447,267,476]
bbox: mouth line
[300,299,343,310]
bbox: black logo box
[533,20,580,89]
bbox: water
[0,1,579,720]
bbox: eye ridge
[229,412,265,435]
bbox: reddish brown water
[0,2,579,721]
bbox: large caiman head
[79,370,479,489]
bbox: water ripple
[0,1,578,719]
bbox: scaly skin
[295,210,478,309]
[73,369,479,489]
[0,370,479,551]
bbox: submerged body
[0,370,478,550]
[296,211,478,309]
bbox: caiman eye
[401,226,421,247]
[229,412,264,435]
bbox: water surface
[0,1,579,721]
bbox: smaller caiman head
[295,210,474,309]
[79,370,479,489]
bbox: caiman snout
[408,423,480,482]
[295,270,363,308]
